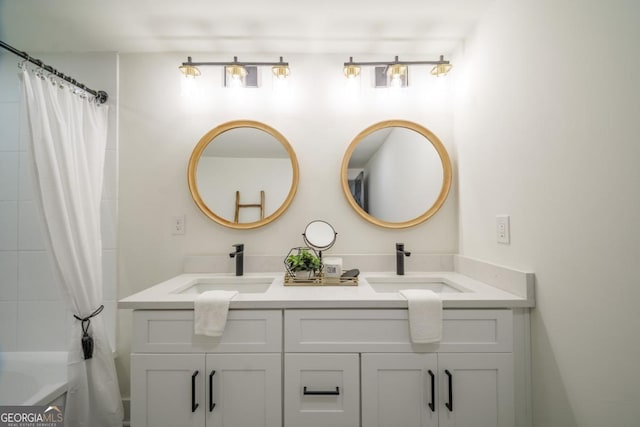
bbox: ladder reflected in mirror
[234,190,265,223]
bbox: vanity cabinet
[131,353,204,427]
[130,310,282,427]
[130,308,518,427]
[361,352,513,427]
[434,353,513,427]
[284,309,514,427]
[284,353,360,427]
[361,353,439,427]
[131,353,281,427]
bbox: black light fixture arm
[344,54,450,67]
[0,40,108,104]
[182,55,289,68]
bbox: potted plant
[285,248,321,279]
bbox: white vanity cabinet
[435,353,513,427]
[360,352,514,427]
[130,310,282,427]
[361,353,439,427]
[130,307,520,427]
[131,353,205,427]
[284,309,515,427]
[284,353,360,427]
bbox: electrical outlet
[496,215,510,244]
[172,215,185,235]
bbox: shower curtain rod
[0,40,108,104]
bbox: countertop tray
[284,273,358,286]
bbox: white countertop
[118,270,535,310]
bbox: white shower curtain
[21,68,123,427]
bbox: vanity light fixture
[343,58,362,79]
[342,55,452,85]
[178,56,290,86]
[226,63,248,81]
[431,58,453,77]
[178,62,201,79]
[272,63,290,79]
[387,63,408,80]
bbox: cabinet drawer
[284,309,512,353]
[284,353,359,427]
[133,309,282,353]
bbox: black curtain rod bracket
[0,40,108,104]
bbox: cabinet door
[284,353,359,427]
[205,353,281,427]
[131,353,205,427]
[438,353,514,427]
[361,353,438,427]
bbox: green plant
[286,249,321,272]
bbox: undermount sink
[364,276,466,293]
[173,276,274,294]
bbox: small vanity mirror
[303,220,337,251]
[188,120,299,229]
[341,120,452,228]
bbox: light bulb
[343,64,361,79]
[272,65,290,79]
[179,64,201,79]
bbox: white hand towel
[194,290,238,337]
[399,289,443,344]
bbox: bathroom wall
[0,52,118,351]
[116,53,459,394]
[453,0,640,425]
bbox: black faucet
[396,243,411,275]
[229,244,244,276]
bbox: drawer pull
[428,370,435,412]
[445,369,453,411]
[209,370,216,411]
[303,386,340,396]
[191,370,199,413]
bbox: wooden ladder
[234,190,265,223]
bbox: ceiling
[0,0,492,55]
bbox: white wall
[454,0,640,425]
[116,53,458,394]
[0,52,118,351]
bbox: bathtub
[0,352,68,406]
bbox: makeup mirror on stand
[303,220,337,261]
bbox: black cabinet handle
[209,370,216,411]
[445,369,453,411]
[428,370,435,412]
[191,370,199,412]
[303,386,340,395]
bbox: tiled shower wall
[0,51,118,351]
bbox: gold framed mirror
[188,120,299,229]
[341,120,452,229]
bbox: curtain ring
[18,54,29,71]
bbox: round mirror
[303,220,337,251]
[341,120,452,229]
[188,120,299,229]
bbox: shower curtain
[21,68,123,427]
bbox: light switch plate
[496,215,510,244]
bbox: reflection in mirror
[341,120,451,229]
[188,121,299,229]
